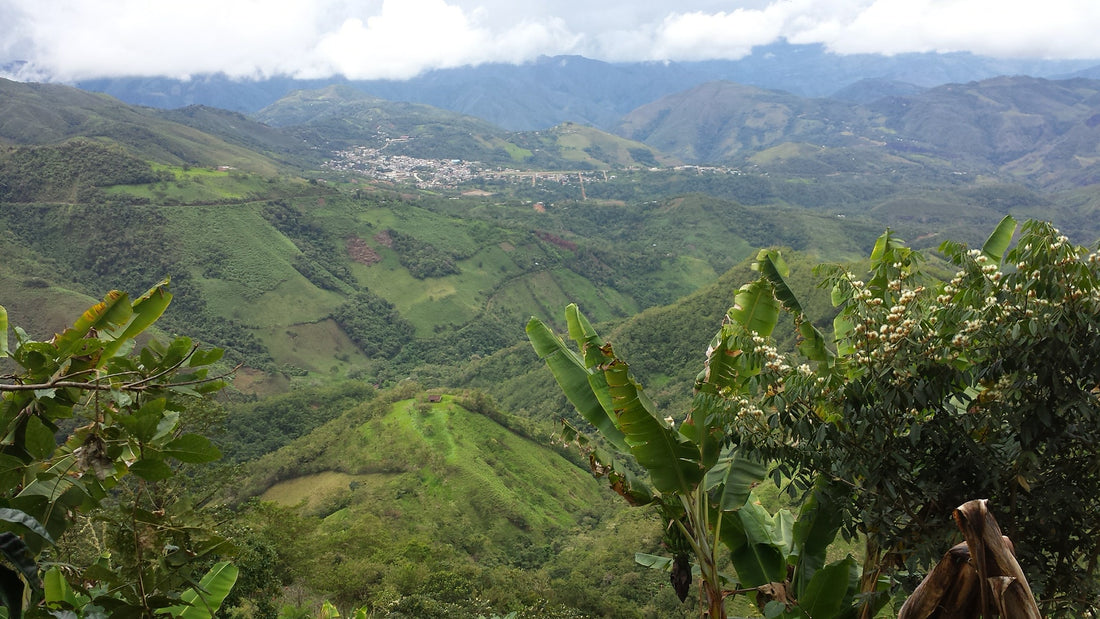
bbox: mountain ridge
[37,42,1099,131]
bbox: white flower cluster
[731,395,764,420]
[752,335,790,373]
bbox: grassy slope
[0,78,287,175]
[258,395,604,533]
[229,391,694,614]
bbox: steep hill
[615,80,875,163]
[871,76,1100,188]
[221,387,687,615]
[0,78,288,174]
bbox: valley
[2,60,1100,616]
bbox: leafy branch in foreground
[528,290,870,618]
[0,280,237,618]
[721,217,1098,616]
[531,216,1100,617]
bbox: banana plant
[528,250,873,618]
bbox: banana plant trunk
[704,584,726,619]
[858,540,883,619]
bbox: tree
[0,280,237,618]
[719,216,1100,616]
[531,216,1100,617]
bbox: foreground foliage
[532,216,1100,617]
[0,281,236,617]
[528,305,870,617]
[725,217,1100,615]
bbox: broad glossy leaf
[721,499,790,587]
[44,566,83,608]
[128,459,173,482]
[99,279,172,362]
[188,348,224,367]
[797,556,859,619]
[526,316,628,452]
[170,561,238,619]
[24,415,57,461]
[797,320,834,364]
[696,330,742,393]
[0,456,26,496]
[758,252,801,314]
[603,357,703,495]
[0,508,52,544]
[729,280,781,337]
[635,553,673,570]
[53,291,131,359]
[162,434,221,463]
[704,447,766,511]
[790,481,844,597]
[982,215,1017,263]
[117,398,166,443]
[833,315,855,357]
[160,337,194,371]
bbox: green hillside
[0,78,289,175]
[257,85,677,169]
[5,71,1100,618]
[221,386,689,616]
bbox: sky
[2,0,1099,82]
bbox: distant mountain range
[60,42,1100,131]
[617,75,1100,191]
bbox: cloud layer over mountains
[3,0,1099,82]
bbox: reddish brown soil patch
[374,230,394,248]
[347,236,382,265]
[535,230,577,251]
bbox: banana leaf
[982,215,1018,263]
[704,446,766,512]
[602,355,703,496]
[729,280,781,337]
[527,316,628,452]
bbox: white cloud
[2,0,1099,81]
[644,2,798,61]
[300,0,578,79]
[798,0,1100,59]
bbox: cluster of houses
[323,145,481,188]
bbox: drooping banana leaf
[789,479,845,598]
[791,556,860,619]
[567,421,656,506]
[729,280,781,338]
[757,252,834,364]
[526,316,628,452]
[52,291,132,359]
[704,446,766,512]
[719,498,790,588]
[602,354,703,496]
